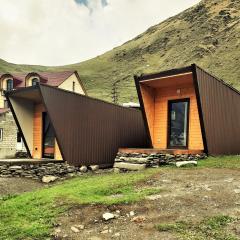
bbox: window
[17,131,22,143]
[32,78,39,86]
[6,79,13,91]
[4,100,8,108]
[0,128,3,141]
[72,81,75,92]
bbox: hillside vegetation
[0,0,239,103]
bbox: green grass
[0,169,161,240]
[198,156,240,169]
[156,215,238,240]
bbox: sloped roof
[0,71,75,88]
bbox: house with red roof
[0,70,86,158]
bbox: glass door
[168,99,190,149]
[42,112,55,159]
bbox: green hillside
[0,0,239,103]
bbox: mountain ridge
[0,0,239,103]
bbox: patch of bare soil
[54,168,240,240]
[0,177,44,196]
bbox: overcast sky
[0,0,200,66]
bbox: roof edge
[135,65,193,81]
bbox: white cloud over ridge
[0,0,200,66]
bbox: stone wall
[114,152,207,171]
[0,162,102,181]
[0,111,26,159]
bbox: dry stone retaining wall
[0,163,102,181]
[114,152,207,171]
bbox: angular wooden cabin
[5,84,148,166]
[134,64,240,155]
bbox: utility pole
[111,79,120,104]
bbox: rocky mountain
[0,0,239,103]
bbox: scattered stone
[71,226,80,233]
[80,166,88,173]
[234,189,240,194]
[102,212,115,221]
[113,232,121,237]
[90,165,99,171]
[131,216,146,223]
[42,175,58,183]
[116,210,120,214]
[54,228,61,234]
[74,224,85,230]
[176,161,197,167]
[129,211,135,216]
[101,229,109,234]
[146,194,162,200]
[224,178,234,183]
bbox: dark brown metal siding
[195,66,240,155]
[39,85,149,166]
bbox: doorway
[42,112,55,158]
[168,99,190,149]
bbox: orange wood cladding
[140,75,204,150]
[140,85,155,140]
[33,104,45,158]
[33,104,63,160]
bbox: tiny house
[6,84,148,166]
[135,64,240,155]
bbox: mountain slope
[0,0,239,103]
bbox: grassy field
[0,169,161,240]
[0,156,240,239]
[156,215,238,240]
[0,0,239,103]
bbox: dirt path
[55,168,240,240]
[0,177,44,196]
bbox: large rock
[114,162,146,171]
[176,161,197,167]
[79,166,88,172]
[102,212,115,221]
[42,175,58,183]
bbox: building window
[6,79,13,91]
[4,100,8,108]
[0,128,3,141]
[72,81,75,92]
[17,131,22,143]
[32,78,39,86]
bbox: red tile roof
[0,71,75,88]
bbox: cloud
[0,0,200,66]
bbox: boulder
[114,162,146,171]
[80,166,88,173]
[176,161,197,167]
[90,165,99,171]
[42,175,58,183]
[102,212,115,221]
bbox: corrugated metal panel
[39,85,149,166]
[195,66,240,155]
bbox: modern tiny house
[135,64,240,155]
[5,84,148,166]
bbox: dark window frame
[6,79,13,91]
[32,78,39,86]
[167,98,190,149]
